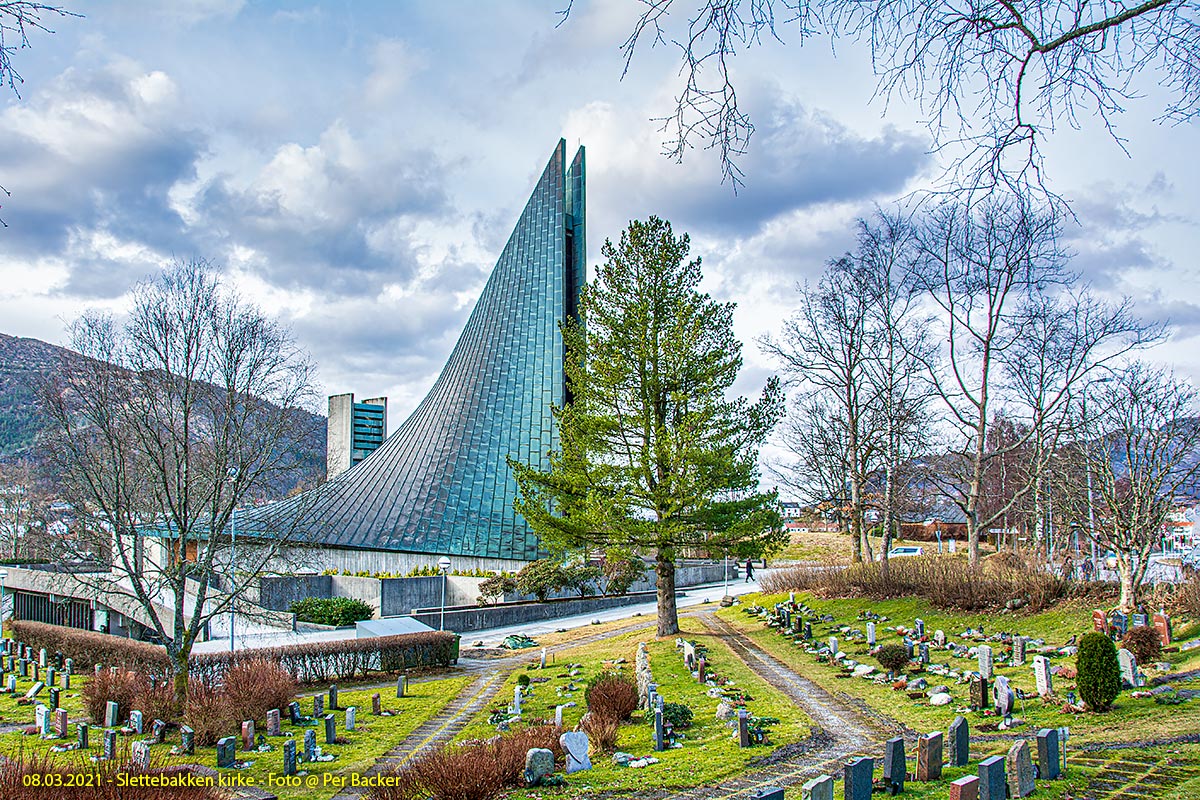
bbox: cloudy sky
[2,1,1197,440]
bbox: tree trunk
[171,648,190,717]
[1116,557,1137,613]
[655,552,679,637]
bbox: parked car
[887,546,925,558]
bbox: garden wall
[408,590,664,632]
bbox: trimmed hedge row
[10,620,458,684]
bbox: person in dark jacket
[744,559,755,582]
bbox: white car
[887,546,925,558]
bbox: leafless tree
[561,1,1200,194]
[909,194,1157,566]
[1052,363,1200,610]
[0,460,49,560]
[39,258,321,709]
[771,394,853,535]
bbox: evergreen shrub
[1077,631,1121,711]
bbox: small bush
[81,669,145,725]
[515,559,567,602]
[875,644,910,674]
[1121,625,1162,664]
[477,574,517,605]
[1077,632,1121,712]
[581,712,620,752]
[10,620,170,672]
[289,596,374,626]
[584,672,638,722]
[516,673,531,688]
[222,659,298,721]
[600,548,647,596]
[661,702,693,729]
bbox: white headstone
[866,623,876,646]
[560,731,592,773]
[829,636,839,655]
[1118,649,1139,687]
[1033,655,1053,697]
[977,645,994,679]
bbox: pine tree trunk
[655,552,679,637]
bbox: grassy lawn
[720,592,1200,749]
[774,531,968,563]
[0,672,471,800]
[453,615,811,799]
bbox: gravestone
[803,621,813,640]
[24,681,44,699]
[77,722,89,750]
[48,687,60,711]
[396,673,408,697]
[843,757,874,800]
[31,663,38,682]
[60,673,70,690]
[994,675,1014,716]
[313,695,324,718]
[35,704,48,734]
[1007,740,1035,798]
[1037,728,1061,780]
[1132,613,1148,628]
[371,693,381,716]
[105,700,119,728]
[267,708,281,736]
[1154,611,1173,646]
[917,731,943,781]
[346,706,357,731]
[1033,655,1053,697]
[129,709,144,734]
[513,685,523,715]
[241,720,255,751]
[919,642,930,664]
[682,640,696,669]
[801,775,834,800]
[288,701,301,724]
[64,657,73,674]
[948,716,970,766]
[934,629,947,647]
[180,725,194,755]
[653,705,665,751]
[5,676,14,693]
[282,738,297,776]
[1111,610,1129,636]
[18,659,26,677]
[131,740,151,769]
[903,638,914,660]
[304,729,316,762]
[866,622,876,646]
[560,730,592,773]
[540,648,547,669]
[151,718,166,744]
[324,713,336,744]
[216,736,236,768]
[828,636,839,655]
[915,618,926,638]
[46,667,56,687]
[103,729,117,760]
[697,657,707,683]
[970,676,989,710]
[1092,609,1108,634]
[525,747,555,785]
[949,775,980,800]
[977,644,994,679]
[737,709,750,748]
[1118,648,1139,687]
[1012,636,1026,665]
[882,736,905,791]
[978,755,1006,800]
[555,704,564,728]
[39,648,46,667]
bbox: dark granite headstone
[372,693,382,715]
[267,708,281,737]
[1037,728,1061,780]
[799,776,832,800]
[103,729,117,760]
[77,722,89,750]
[288,701,301,724]
[882,736,905,791]
[329,684,339,710]
[1110,611,1128,637]
[970,676,989,710]
[216,736,236,768]
[324,713,336,744]
[737,709,750,748]
[978,755,1006,800]
[282,738,297,776]
[948,715,969,767]
[48,686,60,711]
[844,757,874,800]
[303,729,316,762]
[803,621,812,640]
[181,725,194,755]
[653,705,665,752]
[313,695,324,718]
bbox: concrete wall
[259,574,490,617]
[409,591,663,633]
[331,575,383,617]
[259,575,332,612]
[273,543,529,576]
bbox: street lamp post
[438,556,452,631]
[227,467,239,653]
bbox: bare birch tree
[561,1,1200,193]
[40,259,320,710]
[909,195,1156,566]
[1052,363,1200,610]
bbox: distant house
[899,505,968,541]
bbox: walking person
[744,558,755,583]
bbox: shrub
[477,574,517,605]
[1121,625,1163,664]
[0,747,230,800]
[184,681,235,747]
[1077,632,1121,712]
[516,673,531,688]
[661,702,693,729]
[584,672,638,722]
[222,659,298,722]
[875,644,911,674]
[10,620,170,673]
[760,553,1072,613]
[81,669,145,725]
[600,548,647,595]
[515,559,567,602]
[289,596,374,626]
[366,726,562,800]
[581,712,620,752]
[560,562,603,597]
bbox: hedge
[9,621,458,684]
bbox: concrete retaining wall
[409,591,664,633]
[259,575,332,612]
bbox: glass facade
[256,140,585,560]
